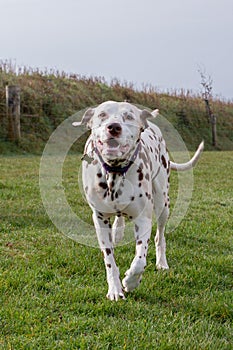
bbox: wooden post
[6,85,21,142]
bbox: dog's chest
[82,124,169,216]
[82,154,154,216]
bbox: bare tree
[198,67,217,147]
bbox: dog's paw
[156,250,169,270]
[122,256,145,292]
[156,262,169,270]
[122,273,142,292]
[106,288,126,301]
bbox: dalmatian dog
[73,101,204,301]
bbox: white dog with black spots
[73,101,204,301]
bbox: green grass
[0,152,232,349]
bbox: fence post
[6,85,21,142]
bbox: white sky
[0,0,233,100]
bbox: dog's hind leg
[112,216,125,245]
[154,205,169,270]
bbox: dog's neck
[94,142,141,177]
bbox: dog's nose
[107,123,122,137]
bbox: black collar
[94,142,141,176]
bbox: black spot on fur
[138,172,143,181]
[145,192,151,200]
[99,182,108,189]
[106,248,111,255]
[161,155,167,168]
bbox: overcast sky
[1,0,233,100]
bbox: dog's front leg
[122,217,152,292]
[92,212,125,301]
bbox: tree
[198,67,217,147]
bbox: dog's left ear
[140,109,153,130]
[72,108,95,129]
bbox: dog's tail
[170,141,204,171]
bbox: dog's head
[73,101,158,165]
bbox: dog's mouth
[106,138,120,148]
[97,138,130,158]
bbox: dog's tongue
[107,139,119,148]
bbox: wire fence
[0,99,77,140]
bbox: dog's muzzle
[107,123,122,137]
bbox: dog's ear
[72,108,95,129]
[140,109,159,130]
[140,109,153,130]
[151,109,159,118]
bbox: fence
[0,84,79,152]
[5,85,21,141]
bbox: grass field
[0,152,232,349]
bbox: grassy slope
[0,152,232,349]
[0,65,233,154]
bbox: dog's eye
[98,112,107,119]
[126,114,134,121]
